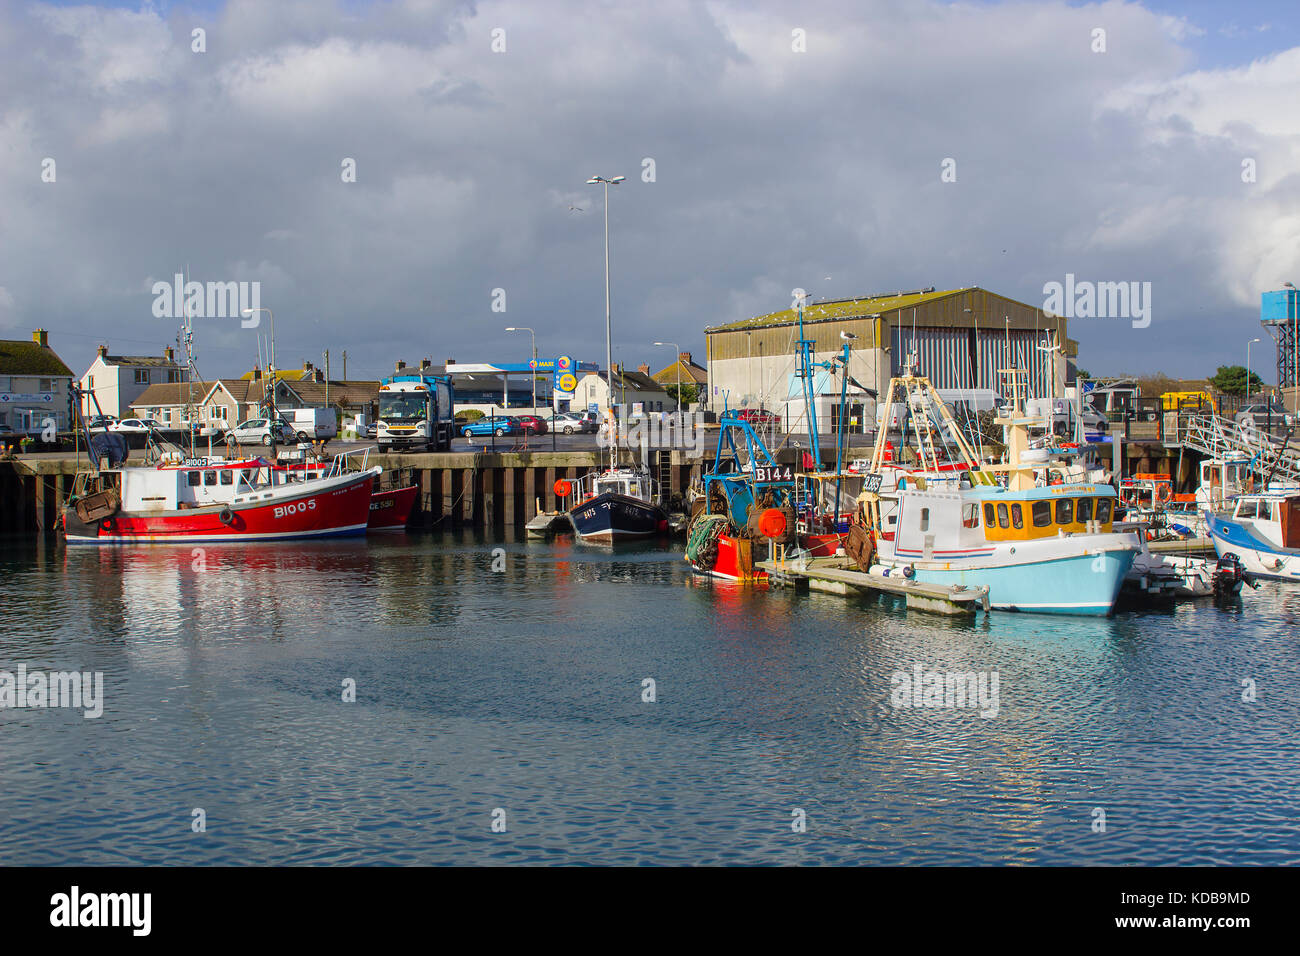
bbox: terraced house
[0,329,74,434]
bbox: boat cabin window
[1055,498,1073,524]
[1236,499,1258,519]
[203,470,218,486]
[220,470,234,485]
[187,471,202,487]
[962,504,979,529]
[1257,499,1272,520]
[1010,504,1024,529]
[1096,499,1112,523]
[984,503,996,527]
[997,503,1009,528]
[920,508,930,531]
[1032,501,1052,527]
[1077,498,1093,522]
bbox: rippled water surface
[2,531,1298,865]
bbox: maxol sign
[445,356,592,394]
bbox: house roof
[705,288,961,332]
[101,354,181,368]
[0,339,74,377]
[651,358,708,385]
[132,381,219,407]
[582,368,668,393]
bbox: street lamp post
[505,326,537,412]
[588,174,625,463]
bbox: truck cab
[377,374,455,452]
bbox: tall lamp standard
[505,326,537,412]
[587,174,625,457]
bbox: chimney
[254,366,262,381]
[445,358,455,366]
[33,329,48,348]
[163,346,174,363]
[637,363,650,375]
[395,360,406,372]
[419,358,432,372]
[97,345,108,359]
[679,351,691,365]
[612,362,621,374]
[303,361,314,372]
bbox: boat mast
[796,291,820,470]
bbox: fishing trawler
[850,367,1138,615]
[62,452,377,544]
[685,412,798,580]
[568,465,667,541]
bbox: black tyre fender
[219,506,235,526]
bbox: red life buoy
[554,479,572,498]
[758,508,787,539]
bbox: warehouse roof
[705,288,964,332]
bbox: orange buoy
[758,508,787,539]
[554,479,572,498]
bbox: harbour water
[1,532,1298,865]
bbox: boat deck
[756,556,990,616]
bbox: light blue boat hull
[909,550,1135,615]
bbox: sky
[2,0,1299,385]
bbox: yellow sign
[558,373,578,392]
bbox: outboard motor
[1212,552,1253,601]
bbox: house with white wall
[80,344,184,418]
[0,329,75,433]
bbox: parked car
[514,414,548,435]
[364,422,378,439]
[224,418,295,445]
[547,411,597,434]
[1235,403,1294,431]
[735,407,781,426]
[460,416,520,438]
[109,418,163,434]
[0,423,22,438]
[86,415,117,431]
[1080,405,1109,433]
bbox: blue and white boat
[1205,493,1300,582]
[854,367,1138,615]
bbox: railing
[1178,414,1300,485]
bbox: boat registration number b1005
[752,465,793,483]
[274,499,317,519]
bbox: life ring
[218,506,235,525]
[554,479,572,498]
[99,517,114,532]
[1156,483,1172,503]
[758,508,787,539]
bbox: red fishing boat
[62,455,378,544]
[367,484,418,531]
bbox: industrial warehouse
[704,286,1075,433]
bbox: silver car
[224,418,295,446]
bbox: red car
[514,415,548,435]
[736,408,781,426]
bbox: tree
[1208,365,1263,397]
[664,382,699,407]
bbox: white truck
[281,407,338,442]
[377,373,455,452]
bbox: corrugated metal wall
[892,326,1053,395]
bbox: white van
[282,407,338,441]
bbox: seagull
[568,205,586,213]
[841,330,857,341]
